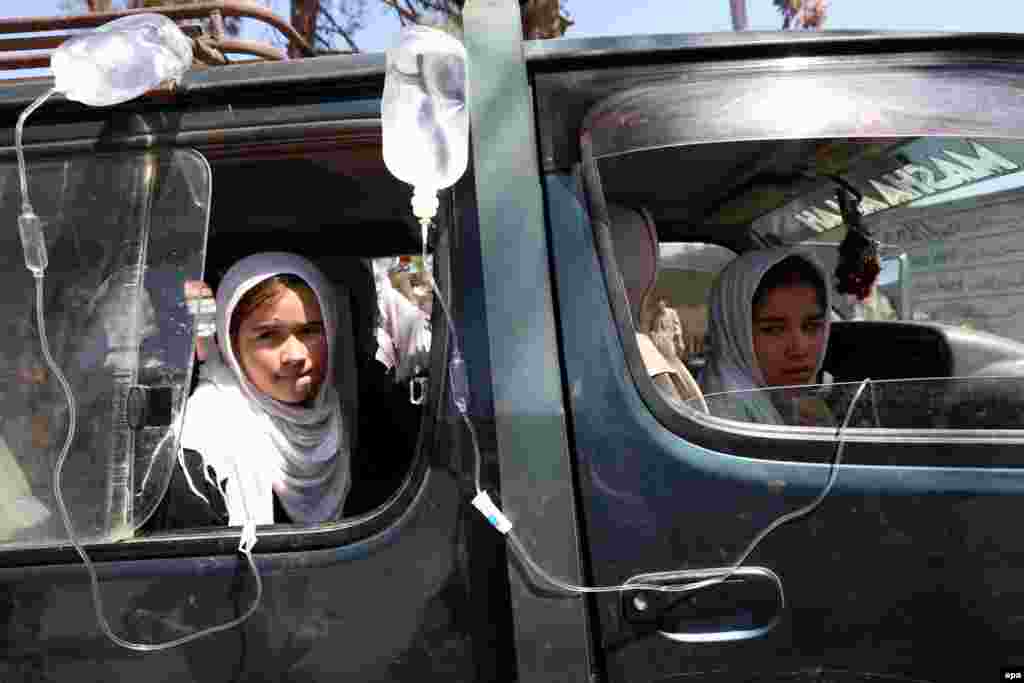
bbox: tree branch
[317,5,360,52]
[378,0,420,25]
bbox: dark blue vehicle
[1,2,1023,681]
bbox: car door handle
[622,565,784,643]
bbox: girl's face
[235,285,327,404]
[752,283,826,388]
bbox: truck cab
[1,3,1023,681]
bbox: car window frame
[0,69,446,566]
[577,56,1024,459]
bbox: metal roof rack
[0,1,315,73]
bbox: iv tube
[16,95,262,654]
[39,278,263,652]
[423,208,870,598]
[16,90,55,216]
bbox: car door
[527,33,1024,683]
[0,53,515,682]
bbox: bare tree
[302,0,368,54]
[73,0,573,53]
[66,0,246,34]
[773,0,828,30]
[367,0,572,43]
[730,0,829,31]
[520,0,572,39]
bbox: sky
[4,0,1024,61]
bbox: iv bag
[51,14,193,108]
[382,26,469,221]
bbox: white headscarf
[180,253,353,545]
[703,248,832,425]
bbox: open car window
[0,150,210,548]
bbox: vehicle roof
[0,51,386,115]
[523,30,1024,65]
[2,30,1024,114]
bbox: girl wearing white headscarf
[167,253,355,544]
[702,248,832,425]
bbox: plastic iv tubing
[17,90,262,652]
[422,215,871,599]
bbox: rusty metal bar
[215,38,286,61]
[0,1,313,57]
[0,24,204,55]
[0,22,272,72]
[0,41,284,72]
[0,53,48,71]
[0,36,67,52]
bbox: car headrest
[606,204,659,326]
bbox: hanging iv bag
[382,26,469,224]
[10,12,270,653]
[51,13,193,107]
[9,12,196,547]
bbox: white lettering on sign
[790,142,1019,232]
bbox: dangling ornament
[832,179,881,302]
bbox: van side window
[0,146,435,548]
[141,149,432,535]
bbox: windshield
[750,138,1024,336]
[600,135,1024,336]
[752,139,1024,243]
[0,150,210,547]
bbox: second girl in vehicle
[701,248,832,425]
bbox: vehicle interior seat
[821,320,957,428]
[606,204,707,412]
[824,321,954,383]
[824,319,1024,429]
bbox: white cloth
[181,253,352,537]
[702,248,832,425]
[637,333,707,412]
[0,433,50,539]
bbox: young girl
[147,252,356,532]
[702,248,833,425]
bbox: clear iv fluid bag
[51,14,193,108]
[382,26,469,219]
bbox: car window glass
[692,376,1024,430]
[134,142,436,536]
[0,150,209,548]
[598,136,1024,431]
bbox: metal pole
[730,0,749,31]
